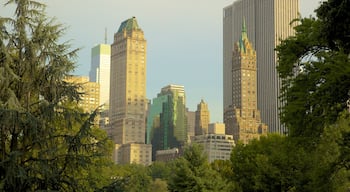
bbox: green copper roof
[117,17,140,33]
[238,18,248,53]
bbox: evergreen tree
[0,0,114,191]
[168,144,229,192]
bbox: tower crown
[117,17,140,33]
[238,18,249,53]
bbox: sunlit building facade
[193,123,235,163]
[223,0,299,134]
[109,17,151,165]
[64,76,99,113]
[224,21,267,144]
[195,99,210,136]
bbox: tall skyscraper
[223,0,299,134]
[146,84,187,160]
[195,99,210,136]
[224,21,267,144]
[89,44,111,108]
[109,17,151,165]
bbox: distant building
[64,76,99,113]
[89,44,111,108]
[224,21,267,144]
[89,44,111,129]
[109,17,151,165]
[146,84,187,160]
[195,99,210,136]
[155,148,182,162]
[186,109,196,142]
[223,0,299,134]
[193,123,235,163]
[114,143,152,165]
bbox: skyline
[1,0,323,122]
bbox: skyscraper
[224,21,267,144]
[109,17,151,165]
[223,0,299,134]
[195,99,210,136]
[146,84,187,160]
[89,44,111,108]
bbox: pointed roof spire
[242,17,248,41]
[238,18,248,53]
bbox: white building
[89,44,111,109]
[193,123,235,162]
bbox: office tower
[146,84,187,161]
[64,76,100,113]
[109,17,151,165]
[89,44,111,129]
[223,0,299,134]
[186,109,195,142]
[195,99,210,136]
[89,44,111,108]
[193,123,235,163]
[224,22,267,144]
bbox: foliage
[276,0,350,139]
[0,0,114,191]
[230,135,312,191]
[168,144,229,192]
[307,111,350,191]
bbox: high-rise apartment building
[223,0,299,134]
[89,44,111,108]
[146,84,187,160]
[224,22,267,144]
[64,76,100,113]
[109,17,151,165]
[195,99,210,136]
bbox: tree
[0,0,114,191]
[168,144,229,192]
[230,135,312,192]
[306,111,350,191]
[276,0,350,139]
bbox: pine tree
[0,0,113,191]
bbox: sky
[1,0,323,123]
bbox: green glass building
[147,85,187,160]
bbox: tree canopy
[0,0,115,191]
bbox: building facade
[146,84,187,160]
[89,44,111,108]
[193,123,235,163]
[223,0,299,134]
[64,76,100,113]
[195,99,210,136]
[109,17,151,165]
[224,21,267,144]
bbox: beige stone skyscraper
[109,17,151,165]
[223,0,299,134]
[195,99,210,136]
[224,22,267,144]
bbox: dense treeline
[1,0,350,191]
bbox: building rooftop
[117,16,140,33]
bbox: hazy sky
[1,0,323,122]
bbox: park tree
[230,135,311,192]
[167,144,229,192]
[276,0,350,140]
[0,0,114,191]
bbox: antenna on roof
[104,28,107,44]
